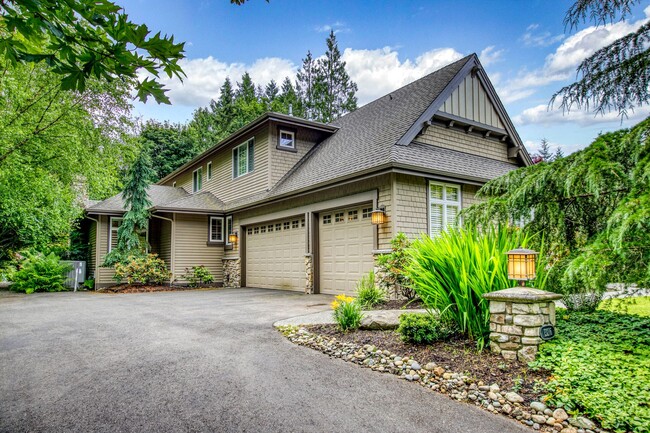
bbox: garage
[245,217,306,291]
[319,205,375,295]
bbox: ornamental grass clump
[331,294,364,331]
[405,225,539,349]
[355,270,386,309]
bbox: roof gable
[439,73,504,130]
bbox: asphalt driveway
[0,288,529,433]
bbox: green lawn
[599,295,650,317]
[532,309,650,433]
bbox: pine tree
[537,138,554,162]
[103,149,155,266]
[296,51,317,119]
[277,77,304,117]
[263,80,279,109]
[312,31,358,123]
[236,72,257,104]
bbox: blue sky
[126,0,650,155]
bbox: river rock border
[278,325,604,433]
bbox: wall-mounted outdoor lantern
[228,231,239,244]
[506,247,539,286]
[371,206,387,225]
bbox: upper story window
[192,167,203,193]
[207,161,212,180]
[233,138,255,178]
[278,129,295,150]
[209,216,224,243]
[429,181,461,236]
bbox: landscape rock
[568,417,596,430]
[530,401,547,413]
[553,408,569,422]
[505,392,524,403]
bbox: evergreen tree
[553,0,650,116]
[103,150,155,266]
[277,77,304,117]
[296,51,317,119]
[263,80,280,110]
[312,31,358,123]
[237,72,257,104]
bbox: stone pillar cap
[483,287,562,303]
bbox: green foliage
[103,150,154,266]
[82,278,95,290]
[0,0,186,104]
[397,313,457,345]
[531,310,650,433]
[554,0,649,116]
[10,252,71,294]
[331,295,364,331]
[355,270,386,308]
[183,265,215,287]
[464,118,650,310]
[113,254,171,285]
[405,225,542,349]
[0,59,137,261]
[142,121,197,181]
[376,233,416,300]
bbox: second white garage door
[319,205,375,295]
[246,217,306,291]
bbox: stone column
[304,254,314,294]
[483,287,562,363]
[222,258,241,288]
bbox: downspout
[151,214,175,285]
[86,215,100,290]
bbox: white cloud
[500,10,650,103]
[149,46,464,108]
[342,47,463,104]
[479,46,504,67]
[315,21,349,34]
[150,56,297,107]
[521,24,564,47]
[514,104,650,126]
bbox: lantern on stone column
[506,247,538,286]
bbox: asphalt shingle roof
[154,191,225,213]
[86,185,189,213]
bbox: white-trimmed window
[429,181,462,236]
[278,129,295,149]
[207,161,212,180]
[209,216,224,242]
[109,217,148,252]
[193,167,203,193]
[225,215,233,245]
[233,138,255,178]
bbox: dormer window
[278,128,296,151]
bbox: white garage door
[319,205,375,295]
[246,217,306,291]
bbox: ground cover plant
[405,225,542,349]
[531,309,650,433]
[600,295,650,317]
[397,313,457,345]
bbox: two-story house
[85,53,532,293]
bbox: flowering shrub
[183,265,214,287]
[331,294,363,331]
[113,254,171,285]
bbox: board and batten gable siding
[173,213,223,283]
[268,123,320,187]
[161,125,270,203]
[393,174,483,239]
[415,125,513,163]
[440,73,504,129]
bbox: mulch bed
[306,324,549,402]
[97,284,219,294]
[371,298,425,310]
